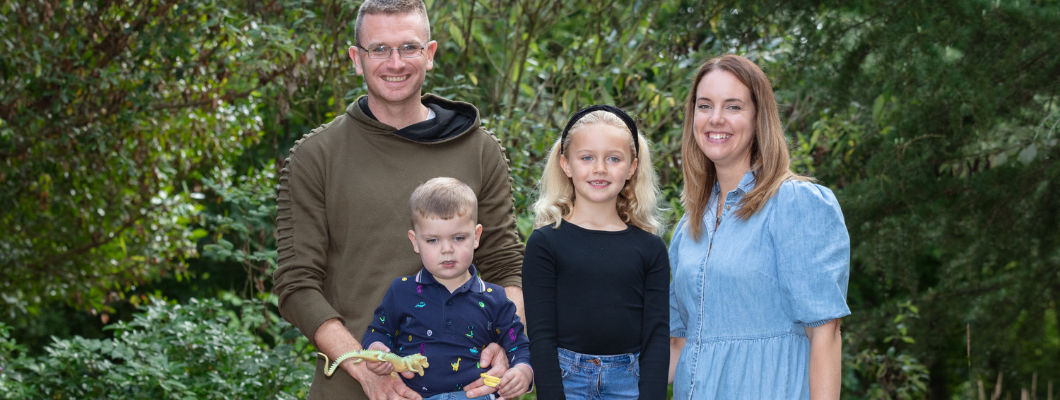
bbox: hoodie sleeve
[272,132,343,345]
[473,129,525,289]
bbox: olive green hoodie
[273,94,523,399]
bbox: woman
[667,54,850,399]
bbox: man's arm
[315,319,421,400]
[273,134,419,399]
[315,319,365,376]
[504,286,525,326]
[273,135,345,344]
[474,131,525,288]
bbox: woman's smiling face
[693,70,756,170]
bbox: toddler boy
[363,177,533,400]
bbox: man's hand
[495,364,533,399]
[313,319,419,399]
[462,342,510,398]
[353,365,422,400]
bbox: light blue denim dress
[669,171,851,399]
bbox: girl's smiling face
[560,123,638,208]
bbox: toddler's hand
[364,342,394,376]
[495,364,533,400]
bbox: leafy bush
[0,298,312,399]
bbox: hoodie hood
[352,94,479,143]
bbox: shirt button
[446,319,452,326]
[446,300,452,306]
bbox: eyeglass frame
[356,44,428,59]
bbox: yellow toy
[480,373,502,387]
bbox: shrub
[0,298,312,399]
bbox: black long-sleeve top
[522,221,670,400]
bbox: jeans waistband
[558,347,638,367]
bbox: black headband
[559,104,640,158]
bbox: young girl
[522,105,670,400]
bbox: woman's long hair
[534,110,662,234]
[680,54,810,241]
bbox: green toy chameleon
[318,350,430,377]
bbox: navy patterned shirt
[362,265,531,398]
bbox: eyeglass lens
[365,45,423,59]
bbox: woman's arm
[805,319,842,400]
[668,337,685,384]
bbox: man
[272,1,525,399]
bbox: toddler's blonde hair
[409,177,478,227]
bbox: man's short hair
[409,177,478,226]
[354,0,431,46]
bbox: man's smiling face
[350,12,437,110]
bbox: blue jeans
[558,347,640,400]
[422,391,496,400]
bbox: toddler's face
[408,213,482,289]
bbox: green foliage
[0,0,299,314]
[4,0,1060,398]
[0,297,312,399]
[788,1,1060,397]
[843,301,930,399]
[195,168,279,300]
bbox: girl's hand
[495,364,533,399]
[364,342,395,376]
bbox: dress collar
[712,169,758,196]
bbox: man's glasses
[357,44,426,59]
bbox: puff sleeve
[769,181,851,327]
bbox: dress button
[446,319,452,326]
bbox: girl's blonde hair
[533,110,662,234]
[680,54,811,241]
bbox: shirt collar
[414,264,486,293]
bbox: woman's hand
[806,319,842,400]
